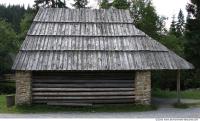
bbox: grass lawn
[173,103,189,109]
[152,89,200,99]
[0,95,157,113]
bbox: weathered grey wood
[13,51,193,71]
[47,102,93,106]
[33,96,135,100]
[32,83,133,88]
[177,70,181,104]
[32,91,135,96]
[12,8,194,71]
[32,88,135,92]
[34,99,135,104]
[32,79,133,83]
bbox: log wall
[32,71,135,104]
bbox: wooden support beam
[177,70,181,104]
[47,102,93,106]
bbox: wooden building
[12,8,194,105]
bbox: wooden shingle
[12,8,194,71]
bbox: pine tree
[185,0,200,68]
[56,0,66,8]
[34,0,66,9]
[0,20,17,74]
[100,0,111,9]
[0,5,26,33]
[112,0,130,9]
[176,9,185,37]
[169,15,177,35]
[73,0,88,8]
[130,0,165,39]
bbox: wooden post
[177,70,181,104]
[6,95,15,107]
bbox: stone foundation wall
[134,71,151,105]
[15,71,32,105]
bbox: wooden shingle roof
[12,8,194,71]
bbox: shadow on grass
[1,95,157,113]
[7,104,157,114]
[173,103,189,109]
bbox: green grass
[0,95,157,113]
[152,89,200,99]
[173,103,189,109]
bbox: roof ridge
[19,50,169,52]
[26,35,146,37]
[32,21,134,24]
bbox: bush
[152,70,200,90]
[173,103,189,109]
[0,81,15,94]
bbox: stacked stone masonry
[134,71,151,105]
[15,71,151,105]
[15,71,32,105]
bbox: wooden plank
[33,76,134,82]
[32,88,135,92]
[33,99,135,104]
[32,91,135,96]
[32,71,135,80]
[33,96,135,100]
[32,79,133,83]
[32,83,133,88]
[177,70,181,104]
[47,102,93,106]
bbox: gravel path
[0,107,200,118]
[0,98,200,118]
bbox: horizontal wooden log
[33,99,135,104]
[32,76,134,80]
[32,88,135,92]
[32,91,135,96]
[33,96,135,100]
[32,79,133,83]
[32,72,134,80]
[32,83,134,88]
[47,102,93,106]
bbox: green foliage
[185,19,200,68]
[152,70,200,91]
[176,9,185,37]
[169,10,185,37]
[0,5,26,33]
[173,103,189,109]
[160,34,184,56]
[20,13,35,35]
[186,0,200,19]
[112,0,130,9]
[73,0,88,8]
[34,0,67,9]
[130,0,166,40]
[0,20,18,74]
[18,12,35,44]
[100,0,111,9]
[184,0,200,86]
[152,71,178,90]
[0,5,35,74]
[152,89,200,99]
[0,82,15,94]
[169,16,177,35]
[185,0,200,68]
